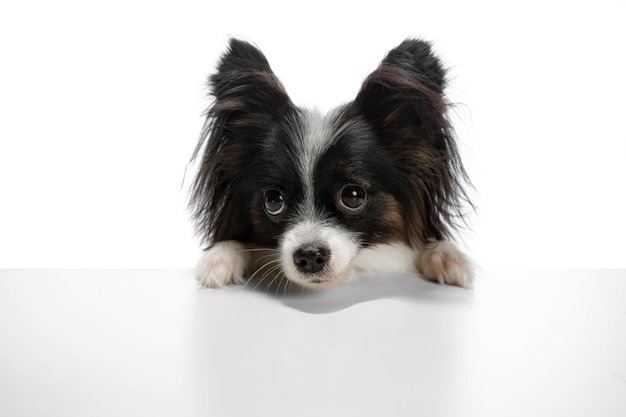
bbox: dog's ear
[209,38,293,132]
[354,39,448,141]
[352,39,470,243]
[190,39,294,246]
[379,39,447,93]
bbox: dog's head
[190,38,469,287]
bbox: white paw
[195,241,248,288]
[418,241,474,288]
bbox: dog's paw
[195,241,248,288]
[418,241,474,288]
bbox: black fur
[189,38,472,250]
[347,39,471,243]
[189,39,296,245]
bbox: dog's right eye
[263,189,286,217]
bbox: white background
[1,0,625,269]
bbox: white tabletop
[1,269,625,416]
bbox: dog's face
[190,39,469,288]
[250,109,409,287]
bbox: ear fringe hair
[188,39,293,246]
[353,43,474,244]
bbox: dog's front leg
[195,240,250,288]
[417,241,474,288]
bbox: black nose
[293,246,330,274]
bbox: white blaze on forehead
[280,109,363,286]
[296,109,338,213]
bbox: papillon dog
[189,38,474,290]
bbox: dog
[189,38,473,290]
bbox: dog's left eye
[263,189,286,217]
[338,184,367,213]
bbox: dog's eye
[338,184,366,212]
[263,189,286,217]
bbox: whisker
[250,271,270,292]
[223,246,289,294]
[284,275,294,296]
[273,272,284,296]
[276,273,288,297]
[276,270,293,297]
[245,262,274,289]
[260,265,283,293]
[256,253,282,263]
[235,248,281,254]
[251,263,282,292]
[245,257,280,284]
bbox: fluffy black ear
[189,39,294,246]
[380,39,447,93]
[354,39,449,140]
[209,38,293,122]
[352,39,471,243]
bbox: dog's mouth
[289,273,345,288]
[279,222,360,288]
[300,274,337,286]
[283,244,358,288]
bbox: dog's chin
[284,265,358,289]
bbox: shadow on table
[247,273,474,314]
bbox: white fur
[354,242,418,276]
[352,241,474,288]
[278,110,365,288]
[297,110,338,216]
[195,241,249,288]
[278,220,476,289]
[279,220,358,288]
[417,241,474,288]
[195,239,473,289]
